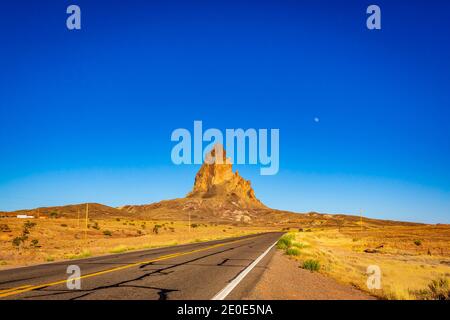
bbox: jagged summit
[187,144,263,207]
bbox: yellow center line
[0,235,256,299]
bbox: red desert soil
[244,250,375,300]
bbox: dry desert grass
[0,217,272,269]
[279,225,450,300]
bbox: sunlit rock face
[187,144,263,207]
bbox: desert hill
[0,145,422,228]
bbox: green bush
[286,247,301,256]
[414,239,422,246]
[302,259,320,272]
[291,242,306,249]
[276,233,295,249]
[103,230,112,236]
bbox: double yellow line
[0,236,252,299]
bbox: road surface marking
[211,240,278,300]
[0,235,260,299]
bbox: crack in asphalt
[20,242,253,300]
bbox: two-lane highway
[0,232,282,300]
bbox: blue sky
[0,0,449,223]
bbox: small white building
[16,215,34,219]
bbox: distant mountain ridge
[0,145,423,227]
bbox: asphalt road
[0,232,282,300]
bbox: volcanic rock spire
[187,144,264,207]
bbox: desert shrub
[169,227,175,232]
[24,221,36,229]
[427,278,449,300]
[286,247,301,256]
[116,218,121,221]
[414,278,450,300]
[414,240,422,246]
[12,236,26,248]
[137,230,142,235]
[30,239,40,247]
[302,259,321,272]
[60,224,68,227]
[103,230,112,236]
[141,224,146,229]
[0,224,11,232]
[191,223,199,228]
[153,224,162,234]
[50,211,58,218]
[92,222,100,230]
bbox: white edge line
[211,240,278,300]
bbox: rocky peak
[187,144,263,207]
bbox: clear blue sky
[1,0,449,223]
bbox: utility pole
[360,208,363,233]
[77,208,80,229]
[84,203,89,241]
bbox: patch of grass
[414,239,422,246]
[285,247,301,256]
[302,259,321,272]
[414,277,449,300]
[68,250,92,259]
[291,242,306,249]
[109,245,128,254]
[276,233,295,249]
